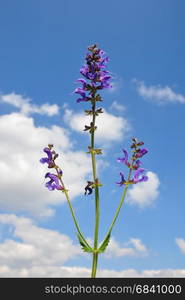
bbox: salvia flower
[74,44,112,104]
[84,181,94,195]
[117,149,142,170]
[45,173,64,191]
[132,168,148,183]
[116,138,148,187]
[40,144,64,192]
[40,147,55,168]
[117,149,130,168]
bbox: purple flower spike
[116,172,126,186]
[75,44,112,103]
[116,138,148,188]
[133,168,148,183]
[45,173,64,191]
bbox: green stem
[102,185,129,240]
[99,169,132,250]
[90,101,100,278]
[59,176,92,250]
[91,251,98,278]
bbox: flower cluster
[116,138,148,187]
[40,144,64,191]
[74,44,112,103]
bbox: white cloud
[0,112,92,217]
[64,108,130,144]
[0,214,82,269]
[1,265,185,278]
[176,238,185,254]
[105,237,148,258]
[0,214,184,278]
[110,101,126,112]
[97,268,185,278]
[0,264,185,278]
[135,80,185,104]
[0,92,59,116]
[127,171,160,208]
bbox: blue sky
[0,0,185,277]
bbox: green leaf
[77,234,93,253]
[98,233,111,253]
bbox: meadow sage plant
[40,44,148,278]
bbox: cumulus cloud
[127,171,160,208]
[0,265,184,278]
[0,265,185,278]
[97,268,185,278]
[105,237,148,258]
[0,112,92,217]
[64,108,130,144]
[0,264,185,278]
[135,80,185,104]
[0,214,184,278]
[176,238,185,254]
[0,92,59,116]
[0,214,82,269]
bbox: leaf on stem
[98,233,111,253]
[77,233,93,253]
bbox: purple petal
[76,78,87,84]
[133,168,148,183]
[85,186,92,195]
[99,50,105,56]
[40,157,49,164]
[135,148,148,158]
[117,149,128,164]
[133,168,145,179]
[80,65,89,77]
[122,149,128,161]
[141,176,148,182]
[45,173,63,190]
[45,172,52,178]
[45,180,55,191]
[100,75,111,82]
[43,147,52,160]
[116,172,126,186]
[141,148,148,155]
[74,87,86,97]
[117,157,125,163]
